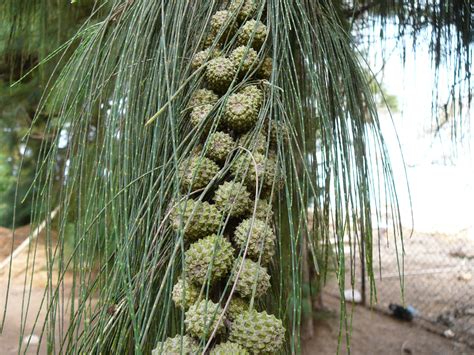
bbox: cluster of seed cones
[154,1,286,354]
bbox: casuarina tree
[1,0,471,353]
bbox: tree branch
[344,1,379,19]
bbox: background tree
[0,0,98,226]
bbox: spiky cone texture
[191,49,222,71]
[230,46,259,76]
[213,181,251,218]
[228,0,259,22]
[185,234,235,285]
[185,299,226,339]
[203,33,217,48]
[210,342,249,355]
[229,310,285,354]
[238,130,267,154]
[248,199,273,223]
[179,155,219,192]
[230,257,271,299]
[205,57,237,94]
[239,84,264,109]
[170,199,222,241]
[224,93,259,132]
[267,120,289,148]
[203,30,229,49]
[171,278,200,310]
[258,56,272,79]
[188,88,219,109]
[230,152,279,192]
[234,218,275,264]
[225,296,249,321]
[237,19,267,49]
[210,10,237,41]
[152,335,199,355]
[205,131,235,163]
[190,104,214,132]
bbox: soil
[303,294,471,355]
[0,226,52,354]
[329,227,474,346]
[0,225,31,259]
[1,226,472,354]
[0,285,48,354]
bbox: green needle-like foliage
[0,1,416,354]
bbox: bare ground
[0,286,48,354]
[303,294,471,355]
[325,226,474,346]
[1,226,53,354]
[366,228,474,345]
[1,226,473,354]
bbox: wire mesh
[371,228,474,346]
[329,227,474,347]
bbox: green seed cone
[258,56,272,79]
[247,199,274,223]
[185,234,235,285]
[210,10,237,40]
[210,341,249,355]
[230,152,278,192]
[205,57,237,94]
[170,199,222,241]
[189,104,214,132]
[267,119,289,148]
[191,49,222,71]
[188,88,219,109]
[229,310,285,354]
[238,130,267,154]
[228,0,260,22]
[237,19,267,49]
[205,131,235,163]
[172,277,200,310]
[239,84,264,109]
[234,218,275,264]
[179,155,219,192]
[152,335,200,355]
[225,296,250,321]
[224,93,259,132]
[230,257,270,299]
[230,46,259,75]
[214,181,251,218]
[185,299,226,339]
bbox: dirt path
[1,226,50,354]
[303,294,471,354]
[0,226,31,260]
[0,286,48,354]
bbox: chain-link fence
[341,227,474,347]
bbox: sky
[366,22,473,235]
